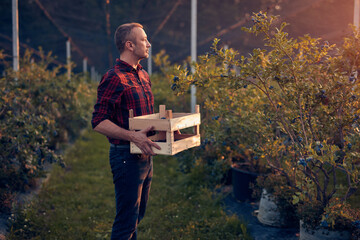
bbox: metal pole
[224,44,228,70]
[190,0,197,113]
[66,39,71,81]
[355,0,360,28]
[91,66,95,81]
[12,0,19,72]
[83,58,88,80]
[147,46,152,75]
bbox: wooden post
[166,109,174,148]
[158,105,166,140]
[194,104,200,135]
[159,105,166,118]
[129,109,134,118]
[166,110,173,119]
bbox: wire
[33,0,91,65]
[151,0,182,40]
[198,0,327,48]
[0,33,63,65]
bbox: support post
[224,44,229,70]
[83,58,88,81]
[91,66,95,81]
[12,0,19,72]
[83,58,88,74]
[66,39,71,81]
[355,0,360,28]
[190,0,197,113]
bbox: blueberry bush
[170,12,360,234]
[151,50,191,113]
[0,49,96,213]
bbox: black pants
[109,144,153,240]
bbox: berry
[269,86,274,90]
[173,76,179,82]
[354,114,360,123]
[348,143,352,150]
[320,220,328,228]
[349,76,356,82]
[298,158,307,166]
[353,220,360,229]
[171,83,177,91]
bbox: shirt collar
[116,58,143,72]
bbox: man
[91,23,160,240]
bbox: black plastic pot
[231,166,258,201]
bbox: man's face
[129,27,151,60]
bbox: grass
[7,129,251,240]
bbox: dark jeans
[109,144,153,240]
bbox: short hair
[114,23,143,54]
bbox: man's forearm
[94,119,161,155]
[93,119,134,142]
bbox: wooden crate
[129,105,201,155]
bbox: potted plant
[171,12,360,238]
[254,173,298,228]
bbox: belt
[110,143,150,160]
[110,143,130,149]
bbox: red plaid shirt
[91,59,154,145]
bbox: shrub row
[0,49,96,213]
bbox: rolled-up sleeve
[91,73,123,129]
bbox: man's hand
[130,126,161,155]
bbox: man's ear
[125,41,134,52]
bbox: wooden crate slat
[169,113,200,131]
[172,135,201,155]
[129,118,171,131]
[130,113,159,119]
[130,142,172,155]
[172,113,193,118]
